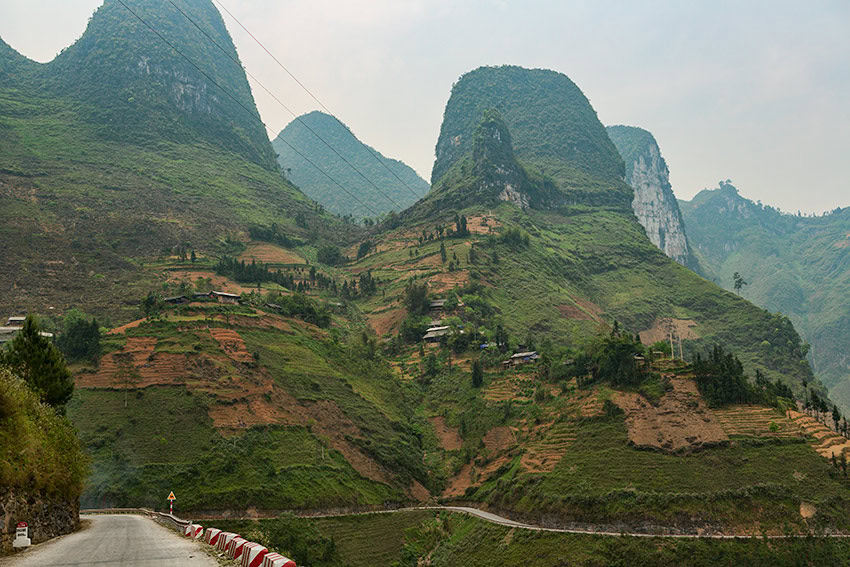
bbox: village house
[503,351,539,368]
[422,325,451,343]
[211,291,241,304]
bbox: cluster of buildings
[164,291,242,305]
[420,298,540,368]
[0,315,54,345]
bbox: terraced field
[712,405,803,438]
[484,373,534,402]
[789,410,850,459]
[520,421,577,473]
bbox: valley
[1,1,848,565]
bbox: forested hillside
[680,182,850,412]
[274,111,428,219]
[0,0,352,323]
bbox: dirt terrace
[788,410,850,459]
[430,416,463,451]
[614,378,729,453]
[713,405,802,438]
[237,241,303,265]
[640,318,700,345]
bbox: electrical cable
[114,0,381,218]
[212,0,426,201]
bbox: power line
[212,0,426,201]
[166,0,404,213]
[114,0,380,218]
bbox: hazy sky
[1,0,848,213]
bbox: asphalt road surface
[3,514,218,566]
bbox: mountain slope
[0,0,351,323]
[274,111,428,218]
[606,125,701,272]
[680,182,850,412]
[430,65,630,208]
[335,65,847,532]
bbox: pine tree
[1,316,74,412]
[471,359,484,388]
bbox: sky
[1,0,848,213]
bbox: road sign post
[167,491,176,515]
[13,521,31,549]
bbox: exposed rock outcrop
[607,125,701,273]
[1,489,79,553]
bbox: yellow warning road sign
[167,491,176,501]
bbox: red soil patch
[77,337,157,388]
[574,298,604,321]
[166,270,255,294]
[557,302,598,321]
[482,426,515,453]
[788,410,850,459]
[430,416,463,451]
[640,318,700,345]
[409,480,431,502]
[368,308,406,337]
[613,378,728,453]
[209,328,255,363]
[443,454,512,499]
[108,318,146,335]
[521,421,576,473]
[238,241,303,265]
[427,270,470,294]
[466,214,501,235]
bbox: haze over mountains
[681,183,850,413]
[274,111,428,219]
[2,1,849,563]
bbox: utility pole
[668,319,675,360]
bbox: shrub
[0,367,88,497]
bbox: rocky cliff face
[607,126,700,273]
[0,490,79,553]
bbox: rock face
[607,126,701,273]
[0,489,79,553]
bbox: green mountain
[606,125,701,273]
[680,182,850,412]
[400,65,817,397]
[430,65,630,207]
[337,65,849,532]
[0,0,348,323]
[274,111,428,218]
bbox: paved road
[3,514,217,566]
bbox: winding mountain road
[2,514,217,567]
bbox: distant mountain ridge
[680,182,850,413]
[607,125,701,273]
[274,111,428,218]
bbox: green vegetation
[430,65,629,206]
[0,0,353,323]
[274,110,428,219]
[693,345,794,407]
[68,304,427,510]
[1,315,74,411]
[0,367,88,499]
[215,510,850,567]
[56,309,102,363]
[680,182,850,413]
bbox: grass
[67,305,427,511]
[470,414,850,531]
[211,510,850,567]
